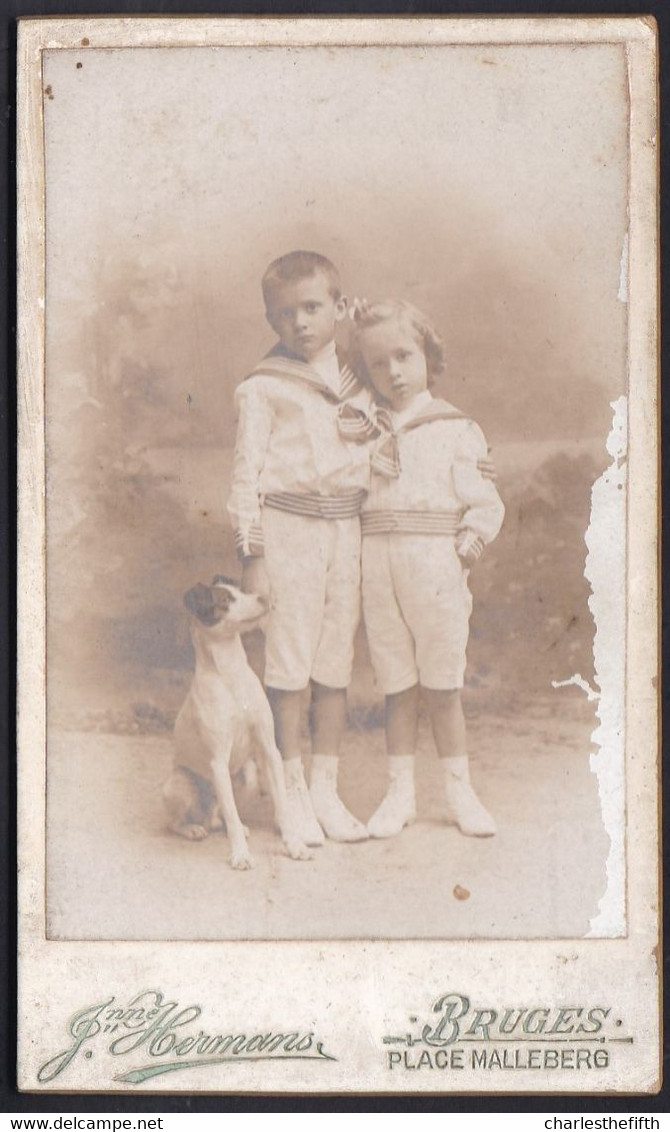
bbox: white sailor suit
[360,391,505,694]
[227,341,372,691]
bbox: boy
[227,250,371,845]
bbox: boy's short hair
[350,298,446,383]
[262,250,342,310]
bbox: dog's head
[184,575,268,633]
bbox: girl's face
[358,317,428,411]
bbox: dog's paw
[229,850,255,870]
[180,824,209,841]
[285,838,313,862]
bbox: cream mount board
[17,16,659,1094]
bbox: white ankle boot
[367,755,416,838]
[283,758,325,847]
[443,757,496,837]
[310,755,368,842]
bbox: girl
[351,299,505,839]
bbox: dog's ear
[184,583,220,626]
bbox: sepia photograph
[41,34,626,942]
[18,16,659,1094]
[43,35,624,941]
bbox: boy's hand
[242,556,271,600]
[458,545,481,568]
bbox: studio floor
[45,700,611,942]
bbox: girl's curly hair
[349,298,446,387]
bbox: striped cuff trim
[235,523,265,560]
[455,530,485,560]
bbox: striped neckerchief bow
[338,398,466,478]
[245,343,362,404]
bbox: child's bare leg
[267,686,324,847]
[309,680,368,843]
[422,687,467,759]
[423,687,496,837]
[309,682,347,756]
[386,684,420,754]
[368,684,418,839]
[266,686,305,762]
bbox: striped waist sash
[362,509,461,536]
[263,489,366,520]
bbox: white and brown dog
[163,575,311,869]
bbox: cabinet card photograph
[17,16,660,1094]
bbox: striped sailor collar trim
[245,342,360,403]
[376,396,466,434]
[388,389,433,429]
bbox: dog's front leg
[211,756,254,870]
[255,719,312,862]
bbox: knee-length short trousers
[362,534,472,694]
[261,507,361,691]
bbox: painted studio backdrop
[43,44,627,940]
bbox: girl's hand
[242,556,271,600]
[455,529,484,567]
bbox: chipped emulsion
[584,396,627,937]
[551,395,627,937]
[618,233,629,303]
[553,42,633,938]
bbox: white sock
[310,753,338,782]
[283,757,324,846]
[443,756,471,783]
[387,753,415,778]
[443,755,496,837]
[284,756,307,787]
[367,754,416,839]
[309,754,368,842]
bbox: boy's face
[358,317,428,411]
[266,272,347,360]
